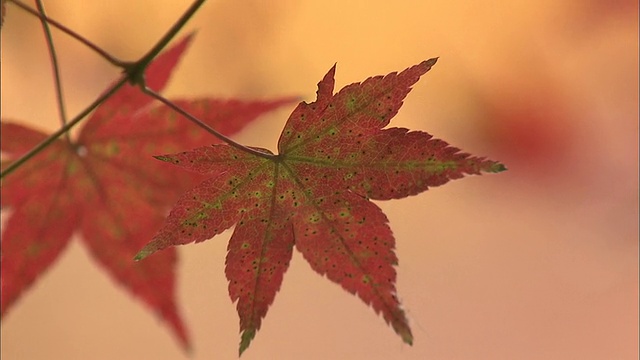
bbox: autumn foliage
[1,36,295,349]
[1,6,505,357]
[134,57,504,353]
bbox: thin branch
[124,0,207,85]
[9,0,124,67]
[2,0,210,178]
[0,77,129,180]
[142,87,276,160]
[35,0,70,143]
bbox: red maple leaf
[0,35,295,349]
[135,58,506,355]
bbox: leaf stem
[124,0,207,87]
[142,88,275,160]
[35,0,70,144]
[0,77,129,180]
[3,0,209,179]
[8,0,124,67]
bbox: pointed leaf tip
[402,330,414,346]
[134,249,151,261]
[491,162,507,173]
[238,328,257,356]
[153,154,183,166]
[392,311,414,346]
[153,155,171,161]
[424,57,438,67]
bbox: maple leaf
[135,58,506,355]
[0,35,295,349]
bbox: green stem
[124,0,207,87]
[0,77,128,180]
[35,0,70,143]
[142,88,275,160]
[9,0,124,67]
[2,0,208,178]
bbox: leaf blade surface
[138,59,505,354]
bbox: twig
[9,0,124,67]
[142,87,275,160]
[129,0,207,78]
[2,0,211,177]
[35,0,70,143]
[0,77,129,179]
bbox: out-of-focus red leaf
[478,82,574,181]
[136,59,505,355]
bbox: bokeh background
[1,1,638,359]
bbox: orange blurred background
[1,1,638,359]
